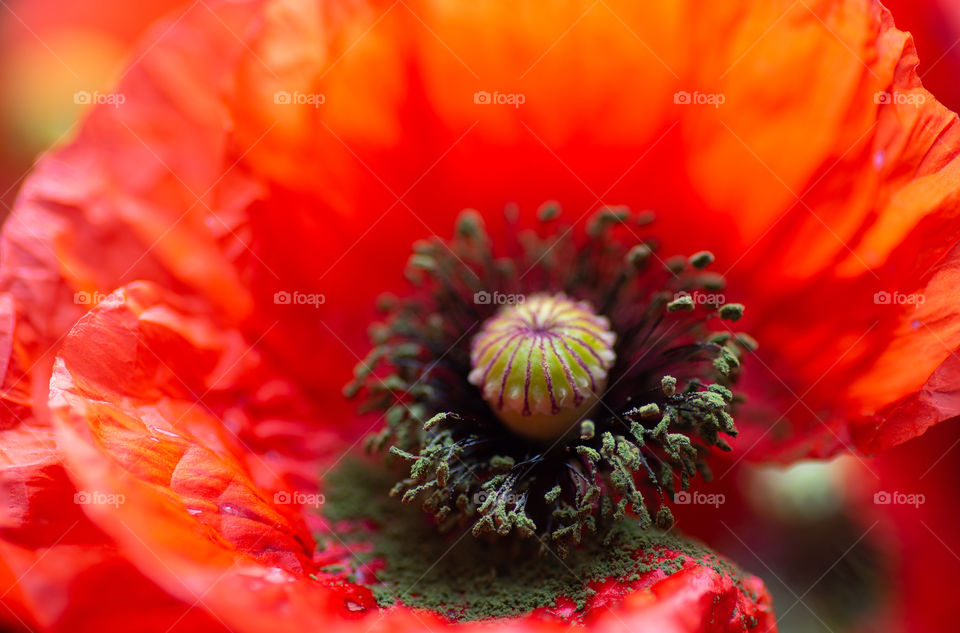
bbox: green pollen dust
[320,459,761,624]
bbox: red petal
[881,0,960,112]
[0,419,226,631]
[50,282,376,628]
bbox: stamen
[347,204,754,555]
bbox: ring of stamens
[347,204,753,556]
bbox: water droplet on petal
[344,599,366,613]
[264,567,294,584]
[873,150,885,170]
[151,427,181,439]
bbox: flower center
[320,458,758,622]
[346,204,754,555]
[468,293,616,442]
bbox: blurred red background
[0,0,187,213]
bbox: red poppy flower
[2,0,960,631]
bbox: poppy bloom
[2,0,960,631]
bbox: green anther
[667,295,695,312]
[708,332,732,345]
[580,420,596,441]
[537,200,561,222]
[625,244,653,269]
[719,303,745,321]
[735,333,759,351]
[412,239,434,255]
[424,412,451,431]
[665,256,686,274]
[689,251,715,269]
[456,209,484,238]
[490,455,516,471]
[708,384,733,401]
[661,375,677,396]
[601,432,615,455]
[699,272,726,290]
[636,210,656,226]
[375,293,398,312]
[712,348,740,375]
[407,404,427,423]
[587,207,630,236]
[638,403,660,418]
[369,323,391,343]
[576,445,601,462]
[386,406,406,426]
[408,254,436,271]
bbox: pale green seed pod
[468,293,616,442]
